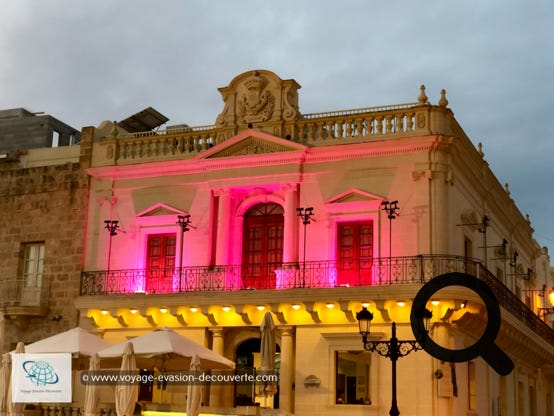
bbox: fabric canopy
[98,327,234,370]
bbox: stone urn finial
[439,89,449,108]
[110,121,119,139]
[418,85,428,104]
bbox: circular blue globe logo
[22,360,59,387]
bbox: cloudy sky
[1,1,553,255]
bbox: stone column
[279,326,295,413]
[214,189,231,266]
[281,184,298,263]
[209,328,226,408]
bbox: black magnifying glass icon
[410,272,514,376]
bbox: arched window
[242,203,284,289]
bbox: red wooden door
[242,204,284,289]
[337,221,373,286]
[146,233,176,293]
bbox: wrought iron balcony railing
[0,279,49,309]
[80,254,554,345]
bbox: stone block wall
[0,141,91,351]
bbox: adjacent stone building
[0,111,89,351]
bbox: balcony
[0,278,49,316]
[80,254,553,345]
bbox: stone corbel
[234,305,252,325]
[304,302,321,324]
[338,301,355,322]
[80,315,99,329]
[169,307,187,326]
[374,300,391,322]
[270,304,287,324]
[138,308,156,327]
[201,306,217,325]
[109,310,128,328]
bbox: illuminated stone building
[73,70,553,416]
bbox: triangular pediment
[326,189,384,204]
[136,203,187,218]
[196,129,306,160]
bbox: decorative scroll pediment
[197,129,306,160]
[326,189,384,204]
[136,203,188,227]
[136,203,186,218]
[325,189,384,212]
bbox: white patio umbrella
[0,353,11,416]
[98,327,234,371]
[83,353,100,416]
[259,312,277,404]
[185,354,202,416]
[115,343,138,416]
[25,327,110,357]
[7,342,25,416]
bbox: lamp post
[177,214,192,292]
[381,201,399,283]
[356,306,432,416]
[297,207,314,288]
[104,220,120,274]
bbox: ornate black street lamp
[177,214,192,292]
[104,220,120,274]
[356,306,432,416]
[297,207,314,288]
[381,200,399,283]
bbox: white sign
[11,353,72,403]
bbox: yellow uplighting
[361,302,370,308]
[291,304,301,310]
[326,302,335,309]
[159,307,168,314]
[549,288,554,306]
[189,307,198,313]
[257,305,266,311]
[396,301,406,307]
[129,308,138,314]
[431,300,440,306]
[101,309,109,315]
[222,306,231,312]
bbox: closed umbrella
[115,343,138,416]
[7,342,25,416]
[185,355,202,416]
[0,353,11,416]
[259,312,277,405]
[83,353,100,416]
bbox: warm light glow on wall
[257,305,266,311]
[222,306,231,312]
[130,308,138,314]
[361,302,370,308]
[189,307,198,313]
[325,302,335,309]
[291,304,301,310]
[159,307,168,314]
[431,300,440,306]
[549,288,554,306]
[396,301,406,307]
[101,309,109,315]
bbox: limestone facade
[0,136,90,351]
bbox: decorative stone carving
[216,70,301,127]
[237,72,275,124]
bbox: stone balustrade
[92,100,464,167]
